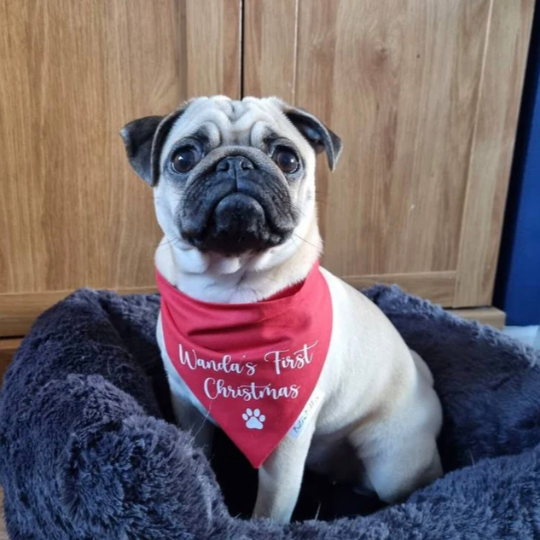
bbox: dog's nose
[216,156,255,173]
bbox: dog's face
[121,96,341,259]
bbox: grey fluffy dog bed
[1,286,540,539]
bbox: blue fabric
[1,286,540,539]
[496,9,540,326]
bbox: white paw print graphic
[242,408,266,430]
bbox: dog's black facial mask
[174,146,299,256]
[120,100,342,257]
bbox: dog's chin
[181,193,292,257]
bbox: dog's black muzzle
[179,154,297,256]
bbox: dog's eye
[273,147,299,174]
[171,146,201,173]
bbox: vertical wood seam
[178,0,188,98]
[452,0,494,307]
[239,0,245,98]
[292,0,299,105]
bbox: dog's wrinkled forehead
[120,95,342,186]
[160,96,313,166]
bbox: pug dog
[120,96,443,524]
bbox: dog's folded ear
[284,106,343,171]
[120,116,163,185]
[120,105,187,186]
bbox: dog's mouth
[178,166,297,256]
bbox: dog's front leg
[159,315,215,457]
[252,422,315,523]
[169,386,214,458]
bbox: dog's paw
[242,408,266,430]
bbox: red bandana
[156,263,333,468]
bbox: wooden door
[0,0,241,337]
[244,0,535,307]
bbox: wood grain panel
[243,0,298,101]
[0,490,6,540]
[0,338,21,385]
[292,0,491,277]
[185,0,241,98]
[0,0,178,294]
[345,271,456,305]
[0,0,240,335]
[244,0,533,308]
[454,0,535,307]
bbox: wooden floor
[0,491,7,539]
